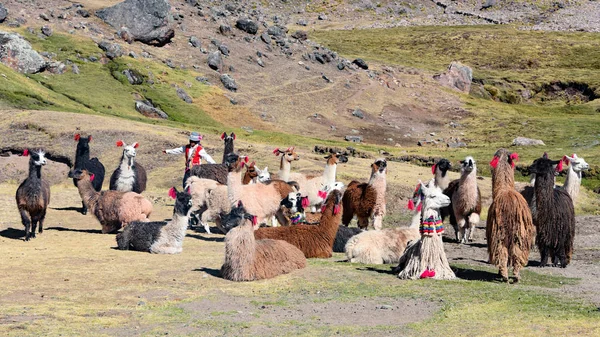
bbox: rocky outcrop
[434,61,473,93]
[512,137,545,147]
[0,31,46,74]
[135,100,168,119]
[0,4,8,23]
[95,0,174,46]
[235,18,258,34]
[220,74,237,91]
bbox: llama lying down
[116,187,193,254]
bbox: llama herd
[12,130,589,283]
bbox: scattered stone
[135,100,168,119]
[377,305,394,310]
[230,98,237,105]
[337,62,345,70]
[220,74,237,91]
[97,40,123,59]
[481,0,496,10]
[195,76,210,84]
[77,8,90,18]
[291,30,307,41]
[345,135,362,143]
[512,137,545,147]
[118,27,134,43]
[129,51,138,58]
[430,132,436,136]
[235,18,258,34]
[218,44,229,56]
[314,53,325,64]
[141,51,151,58]
[189,36,201,48]
[261,32,271,44]
[0,4,7,23]
[318,14,328,20]
[122,69,143,85]
[0,31,46,74]
[164,59,175,68]
[353,58,368,70]
[434,61,473,93]
[322,73,331,83]
[95,0,174,46]
[89,55,98,62]
[219,24,231,36]
[71,64,80,74]
[447,142,467,148]
[267,26,285,37]
[41,25,53,37]
[257,58,264,67]
[39,13,50,21]
[207,51,222,70]
[46,61,66,74]
[176,87,193,103]
[297,19,308,26]
[241,126,253,133]
[228,65,235,72]
[352,108,365,119]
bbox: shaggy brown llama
[342,158,387,230]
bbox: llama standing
[220,201,306,281]
[487,149,534,282]
[189,132,236,184]
[432,158,452,190]
[220,132,236,163]
[256,166,271,183]
[73,134,105,215]
[561,154,589,204]
[109,140,147,193]
[394,179,455,280]
[530,155,576,268]
[117,187,193,254]
[342,158,387,230]
[442,156,481,243]
[272,147,300,181]
[15,149,51,241]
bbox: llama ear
[431,164,436,175]
[168,187,177,199]
[116,140,124,147]
[132,142,139,148]
[88,135,92,142]
[416,203,422,212]
[572,153,577,159]
[302,196,310,208]
[542,152,548,159]
[231,132,236,140]
[509,152,519,169]
[244,156,249,163]
[250,161,256,167]
[562,155,571,165]
[22,149,29,156]
[74,133,80,141]
[263,166,268,171]
[490,156,499,169]
[221,132,226,140]
[90,174,95,182]
[238,201,243,207]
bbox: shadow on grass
[0,228,24,240]
[194,267,221,278]
[452,266,503,282]
[46,226,103,234]
[50,206,84,213]
[357,266,397,275]
[186,233,224,242]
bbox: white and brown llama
[342,158,387,230]
[109,140,147,193]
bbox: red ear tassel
[22,149,29,156]
[90,174,95,182]
[510,152,519,162]
[334,205,341,215]
[321,205,326,213]
[431,164,436,175]
[273,148,280,155]
[407,199,415,211]
[133,142,139,149]
[490,156,499,169]
[302,197,310,208]
[252,216,257,226]
[556,159,563,172]
[416,203,422,212]
[74,134,80,141]
[317,190,327,199]
[168,187,177,199]
[221,132,226,140]
[116,140,124,147]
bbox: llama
[189,132,236,184]
[73,134,105,215]
[561,154,589,204]
[442,156,482,243]
[394,178,454,280]
[288,153,348,212]
[256,166,271,183]
[185,176,230,234]
[252,190,343,258]
[242,161,258,184]
[432,158,452,190]
[520,152,560,224]
[69,169,153,233]
[15,149,51,241]
[109,140,147,193]
[530,155,576,268]
[333,227,363,253]
[272,147,300,181]
[226,153,299,227]
[342,158,387,230]
[116,187,193,254]
[487,149,535,282]
[220,201,306,281]
[278,182,345,226]
[345,220,420,265]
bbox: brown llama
[220,202,306,281]
[252,190,343,258]
[342,158,387,230]
[15,149,51,241]
[486,149,535,282]
[242,161,258,184]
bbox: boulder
[267,26,285,37]
[352,58,368,69]
[176,88,192,103]
[235,18,258,34]
[260,32,271,44]
[219,24,231,36]
[189,36,201,48]
[297,19,308,26]
[512,137,545,147]
[122,69,143,84]
[77,8,90,18]
[95,0,174,46]
[72,64,80,74]
[218,44,229,56]
[0,31,46,74]
[291,30,307,41]
[345,135,362,143]
[220,74,237,91]
[434,61,472,93]
[41,25,53,37]
[46,61,66,74]
[207,51,222,70]
[97,40,123,59]
[135,100,168,119]
[352,108,365,119]
[0,4,8,23]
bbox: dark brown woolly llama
[341,159,387,230]
[15,149,51,241]
[530,155,576,267]
[486,149,535,282]
[253,190,343,258]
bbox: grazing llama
[487,149,535,282]
[73,134,105,215]
[15,149,51,241]
[342,158,387,230]
[109,140,147,193]
[220,201,306,281]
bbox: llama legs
[357,216,369,230]
[456,215,467,243]
[467,213,479,242]
[19,208,33,241]
[81,201,87,215]
[38,209,47,234]
[372,215,383,230]
[539,247,549,267]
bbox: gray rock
[434,61,473,93]
[97,40,123,59]
[46,61,66,74]
[0,4,8,23]
[218,44,229,56]
[195,76,210,84]
[318,14,327,20]
[481,0,496,9]
[219,24,231,36]
[337,62,345,70]
[267,26,285,37]
[189,36,201,48]
[220,74,237,91]
[41,25,53,37]
[164,59,175,68]
[0,31,46,73]
[39,13,50,21]
[447,142,467,148]
[322,73,331,83]
[207,51,222,71]
[235,18,258,34]
[257,58,264,67]
[129,51,138,58]
[77,9,90,18]
[135,100,168,119]
[345,135,362,143]
[352,58,368,69]
[352,108,365,119]
[176,88,193,103]
[95,0,174,46]
[297,19,308,26]
[291,30,307,41]
[89,55,98,62]
[122,69,143,84]
[260,32,271,44]
[72,64,80,74]
[512,137,545,147]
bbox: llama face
[245,162,258,179]
[460,156,476,174]
[256,166,270,183]
[434,159,451,177]
[68,169,91,181]
[285,148,299,162]
[372,158,387,175]
[31,150,47,166]
[172,188,193,216]
[565,154,589,173]
[221,202,256,232]
[325,153,348,165]
[530,156,562,180]
[420,179,451,210]
[75,134,92,157]
[119,142,138,159]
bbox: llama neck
[563,166,581,202]
[28,163,42,180]
[319,200,342,239]
[242,171,253,185]
[534,173,555,209]
[119,153,134,171]
[368,173,387,199]
[278,157,291,181]
[322,162,336,185]
[166,212,189,241]
[458,169,477,194]
[75,150,90,168]
[492,163,514,196]
[410,211,421,228]
[435,170,450,190]
[227,170,244,204]
[77,179,99,211]
[222,141,234,163]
